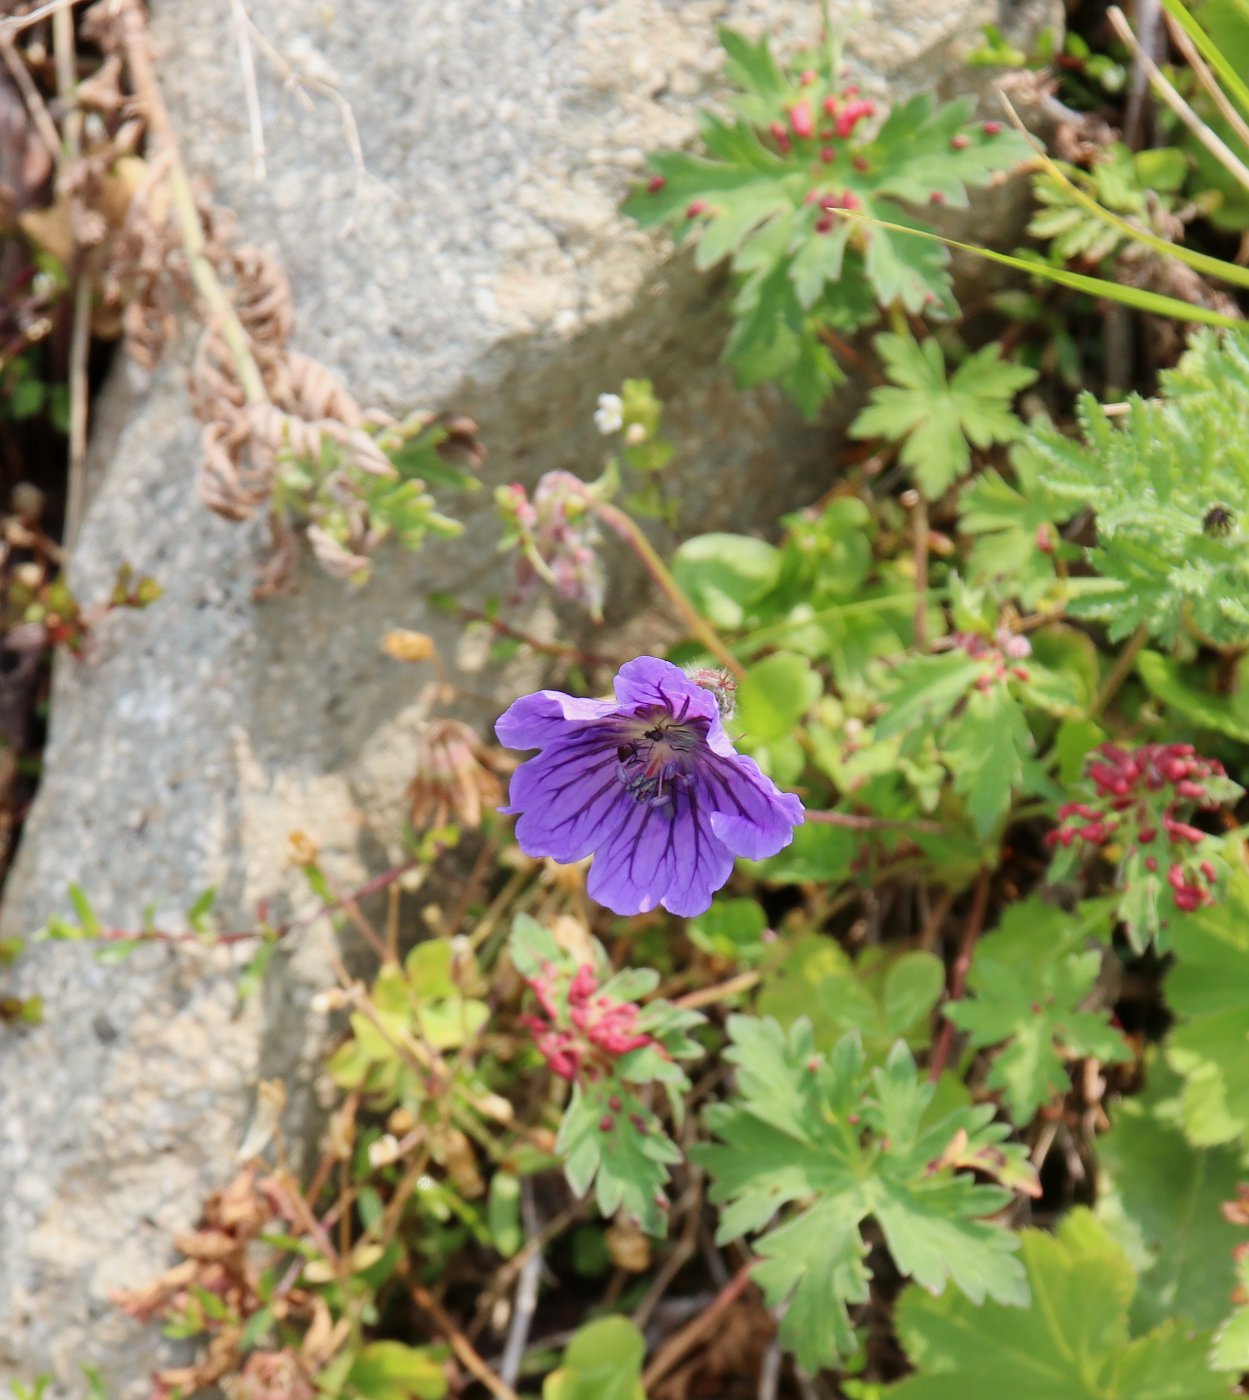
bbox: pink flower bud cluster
[1048,742,1230,912]
[521,960,657,1084]
[503,471,606,620]
[953,626,1032,690]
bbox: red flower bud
[983,120,1003,135]
[790,100,815,139]
[647,174,666,193]
[951,133,971,150]
[685,200,707,219]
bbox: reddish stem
[928,868,991,1081]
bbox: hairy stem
[581,493,743,676]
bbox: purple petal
[613,656,722,729]
[698,752,805,860]
[502,729,634,864]
[586,785,735,917]
[495,688,619,750]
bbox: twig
[911,492,929,651]
[928,867,991,1082]
[758,1338,783,1400]
[453,602,620,670]
[470,1196,587,1342]
[50,1,95,553]
[0,31,61,157]
[1089,622,1148,720]
[229,0,266,181]
[0,0,90,36]
[67,853,423,948]
[408,1279,521,1400]
[632,1171,704,1330]
[640,1262,755,1391]
[1123,0,1162,152]
[119,0,268,406]
[498,1180,543,1389]
[1164,12,1249,159]
[915,886,955,953]
[672,969,761,1011]
[64,271,92,549]
[1108,6,1249,193]
[805,808,943,834]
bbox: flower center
[614,709,709,807]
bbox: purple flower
[495,656,804,916]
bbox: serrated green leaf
[853,333,1035,499]
[696,1020,1029,1371]
[1096,1061,1247,1335]
[889,1210,1230,1400]
[1165,877,1249,1145]
[948,936,1129,1123]
[941,684,1032,837]
[875,652,983,745]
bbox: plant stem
[641,1262,755,1391]
[805,809,944,833]
[1109,5,1249,194]
[451,601,621,670]
[119,0,268,407]
[1089,622,1148,719]
[928,867,990,1081]
[581,493,743,676]
[408,1277,521,1400]
[672,969,762,1010]
[911,493,929,650]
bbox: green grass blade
[1020,127,1249,292]
[1160,0,1249,126]
[838,210,1244,328]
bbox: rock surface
[0,0,1056,1388]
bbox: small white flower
[368,1133,403,1169]
[593,392,624,435]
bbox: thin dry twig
[805,808,943,834]
[498,1179,543,1388]
[1108,6,1249,193]
[407,1278,521,1400]
[0,0,91,37]
[640,1262,755,1391]
[1163,11,1249,158]
[0,31,60,157]
[228,0,266,181]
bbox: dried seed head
[409,719,504,831]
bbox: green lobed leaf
[852,332,1036,499]
[941,683,1033,837]
[1096,1061,1248,1336]
[543,1316,647,1400]
[1164,875,1249,1146]
[696,1020,1030,1372]
[889,1210,1231,1400]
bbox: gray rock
[0,0,1058,1389]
